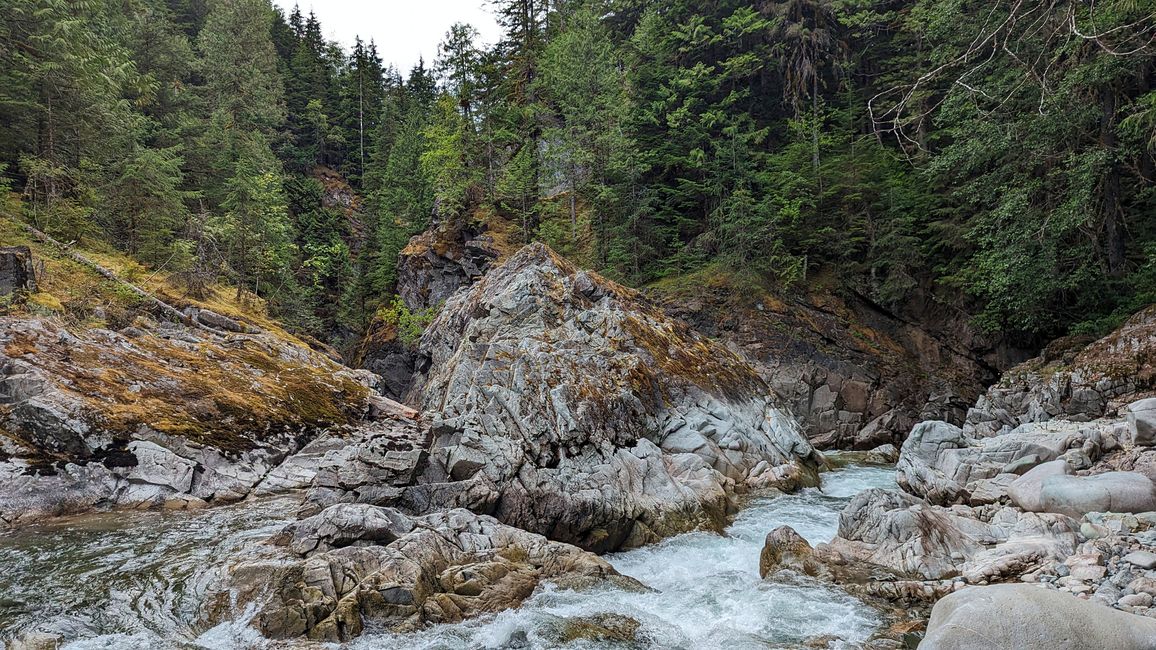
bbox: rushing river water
[0,464,896,649]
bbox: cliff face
[820,304,1156,625]
[401,243,821,552]
[654,279,1029,450]
[963,305,1156,436]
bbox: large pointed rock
[406,243,821,551]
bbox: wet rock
[923,584,1156,649]
[552,613,642,644]
[8,631,62,650]
[245,506,635,642]
[405,244,820,552]
[760,525,820,577]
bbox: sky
[272,0,503,73]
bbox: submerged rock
[922,584,1156,649]
[403,243,821,551]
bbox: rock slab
[923,584,1156,649]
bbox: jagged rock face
[0,316,373,526]
[405,243,820,552]
[395,217,500,312]
[656,283,1022,451]
[0,246,37,296]
[359,336,421,401]
[896,420,1103,506]
[964,306,1156,437]
[241,505,637,642]
[825,488,1079,581]
[923,584,1156,649]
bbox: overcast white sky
[272,1,502,73]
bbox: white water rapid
[0,464,897,649]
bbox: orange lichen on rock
[1,316,368,457]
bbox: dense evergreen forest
[1,0,1154,347]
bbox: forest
[1,0,1154,348]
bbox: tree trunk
[1100,86,1125,277]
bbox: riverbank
[1,465,896,649]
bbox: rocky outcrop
[0,246,37,296]
[238,505,638,642]
[824,307,1156,634]
[396,243,820,552]
[964,306,1156,437]
[0,315,374,526]
[896,420,1103,506]
[655,282,1024,452]
[922,584,1156,649]
[395,212,502,312]
[824,488,1080,581]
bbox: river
[0,464,896,649]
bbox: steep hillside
[0,214,375,524]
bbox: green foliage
[0,0,1153,346]
[375,296,438,347]
[421,95,474,218]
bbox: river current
[0,464,896,649]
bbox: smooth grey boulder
[405,243,820,552]
[1038,471,1156,518]
[1007,459,1071,512]
[922,584,1156,649]
[1128,398,1156,447]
